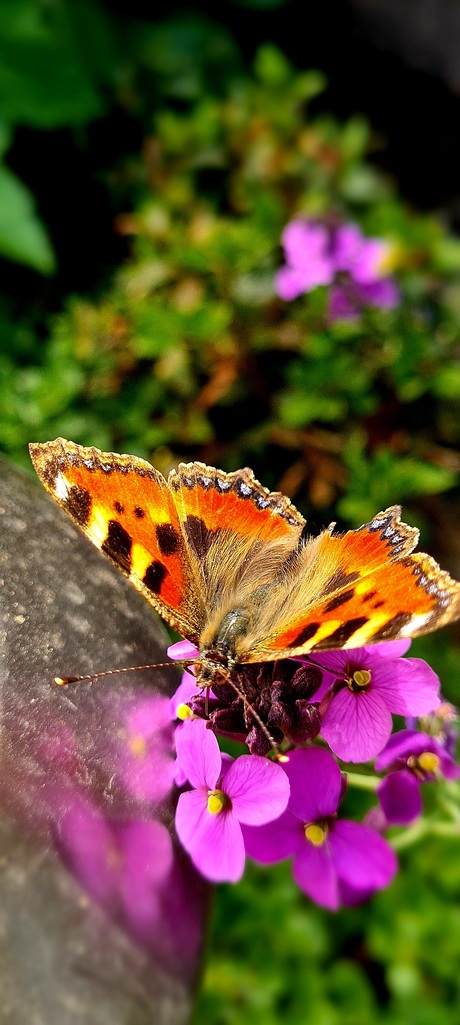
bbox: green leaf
[254,44,292,86]
[0,164,55,273]
[0,0,110,127]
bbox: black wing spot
[184,515,219,557]
[66,485,92,526]
[323,568,360,595]
[156,522,180,556]
[114,500,124,515]
[323,588,355,613]
[363,591,377,603]
[134,506,145,519]
[312,617,369,650]
[102,520,133,572]
[373,599,385,609]
[288,623,320,648]
[143,561,167,594]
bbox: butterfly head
[196,607,252,687]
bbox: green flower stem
[391,818,460,852]
[345,772,380,792]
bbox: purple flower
[275,217,400,318]
[275,220,334,301]
[328,277,400,321]
[56,795,173,943]
[174,719,290,882]
[118,696,176,803]
[331,224,390,284]
[375,728,460,824]
[307,640,440,763]
[243,747,397,910]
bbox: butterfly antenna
[54,659,199,686]
[224,677,288,763]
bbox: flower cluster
[168,639,459,910]
[275,219,400,319]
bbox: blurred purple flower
[332,223,390,284]
[57,795,173,943]
[417,701,459,759]
[375,728,460,824]
[174,719,290,882]
[243,747,397,910]
[275,220,334,301]
[275,217,399,318]
[118,696,176,803]
[306,640,440,763]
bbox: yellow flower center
[207,789,228,815]
[176,702,194,721]
[417,752,440,774]
[129,735,147,758]
[347,669,371,692]
[304,822,328,846]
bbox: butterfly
[30,438,460,688]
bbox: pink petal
[292,840,339,910]
[167,640,200,661]
[377,770,422,825]
[284,747,342,820]
[281,220,330,273]
[174,718,221,789]
[321,688,393,762]
[274,266,311,301]
[224,755,290,825]
[175,791,245,882]
[359,278,400,308]
[373,657,440,716]
[328,283,359,321]
[169,670,199,718]
[330,820,397,892]
[242,808,304,863]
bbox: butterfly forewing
[29,439,204,641]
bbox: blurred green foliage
[1,3,459,1023]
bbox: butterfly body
[30,438,460,687]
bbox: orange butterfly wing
[29,439,204,641]
[241,506,460,661]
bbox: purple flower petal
[284,747,342,820]
[224,755,290,825]
[119,820,173,932]
[330,820,397,892]
[359,278,400,309]
[167,639,200,661]
[375,728,460,780]
[242,808,304,863]
[321,687,393,762]
[175,790,245,882]
[375,728,427,770]
[169,670,198,718]
[57,797,115,904]
[328,283,359,321]
[276,220,334,300]
[292,840,339,911]
[281,220,332,277]
[377,769,422,825]
[372,657,440,717]
[174,718,221,790]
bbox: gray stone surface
[0,454,208,1025]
